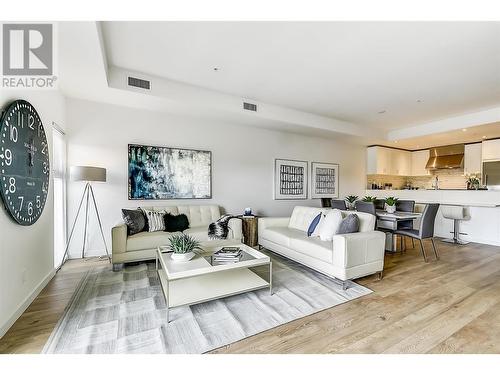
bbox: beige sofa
[112,204,242,269]
[259,206,385,288]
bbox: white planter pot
[386,204,396,213]
[170,251,196,262]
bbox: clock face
[0,100,50,225]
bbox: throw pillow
[121,209,146,235]
[317,209,343,241]
[336,214,360,235]
[307,213,322,237]
[142,208,166,232]
[164,213,190,232]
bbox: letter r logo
[2,24,53,75]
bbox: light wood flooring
[1,239,500,354]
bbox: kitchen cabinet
[367,146,411,176]
[482,139,500,161]
[392,149,412,176]
[411,150,430,176]
[464,143,482,174]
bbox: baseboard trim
[0,268,56,339]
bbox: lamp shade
[70,166,107,182]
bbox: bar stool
[441,205,470,245]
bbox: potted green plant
[466,174,481,190]
[385,197,398,213]
[362,196,377,202]
[168,234,203,262]
[345,195,359,210]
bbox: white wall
[65,98,366,257]
[0,90,65,337]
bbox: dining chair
[374,199,386,210]
[320,198,332,208]
[396,200,416,249]
[331,199,347,210]
[394,203,440,262]
[355,201,376,216]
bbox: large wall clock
[0,100,50,225]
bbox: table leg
[269,262,273,295]
[166,277,170,323]
[392,233,397,252]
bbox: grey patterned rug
[43,251,372,354]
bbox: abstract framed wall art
[311,162,339,199]
[274,159,308,200]
[128,144,212,200]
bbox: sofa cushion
[341,210,375,232]
[289,236,333,263]
[288,206,326,232]
[260,227,305,247]
[307,213,322,236]
[142,208,166,232]
[121,209,146,235]
[165,213,189,232]
[183,226,210,242]
[337,213,360,234]
[126,231,183,252]
[317,209,343,241]
[177,205,221,227]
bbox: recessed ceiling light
[213,67,220,72]
[482,136,487,139]
[462,128,467,132]
[378,110,386,114]
[394,141,398,143]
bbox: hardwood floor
[1,239,499,354]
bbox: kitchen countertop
[365,189,500,207]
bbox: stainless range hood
[425,144,464,170]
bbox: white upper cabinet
[464,143,482,174]
[482,139,500,161]
[367,146,412,176]
[411,150,430,176]
[392,149,412,176]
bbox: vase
[171,251,196,262]
[386,204,396,214]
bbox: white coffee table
[156,243,272,323]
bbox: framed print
[128,144,212,199]
[311,162,339,199]
[274,159,308,200]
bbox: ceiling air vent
[128,76,151,90]
[243,102,257,112]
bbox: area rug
[43,251,372,354]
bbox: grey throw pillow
[122,209,146,235]
[336,214,360,235]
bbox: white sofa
[258,206,385,288]
[112,204,242,269]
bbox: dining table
[375,209,422,252]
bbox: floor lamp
[58,166,111,271]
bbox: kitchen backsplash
[367,168,469,190]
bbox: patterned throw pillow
[307,213,322,237]
[121,209,146,235]
[141,209,166,232]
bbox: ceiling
[378,121,500,150]
[101,21,500,130]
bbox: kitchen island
[366,189,500,246]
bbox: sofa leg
[342,280,349,290]
[112,263,124,272]
[377,271,384,280]
[258,244,263,250]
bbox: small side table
[241,216,259,247]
